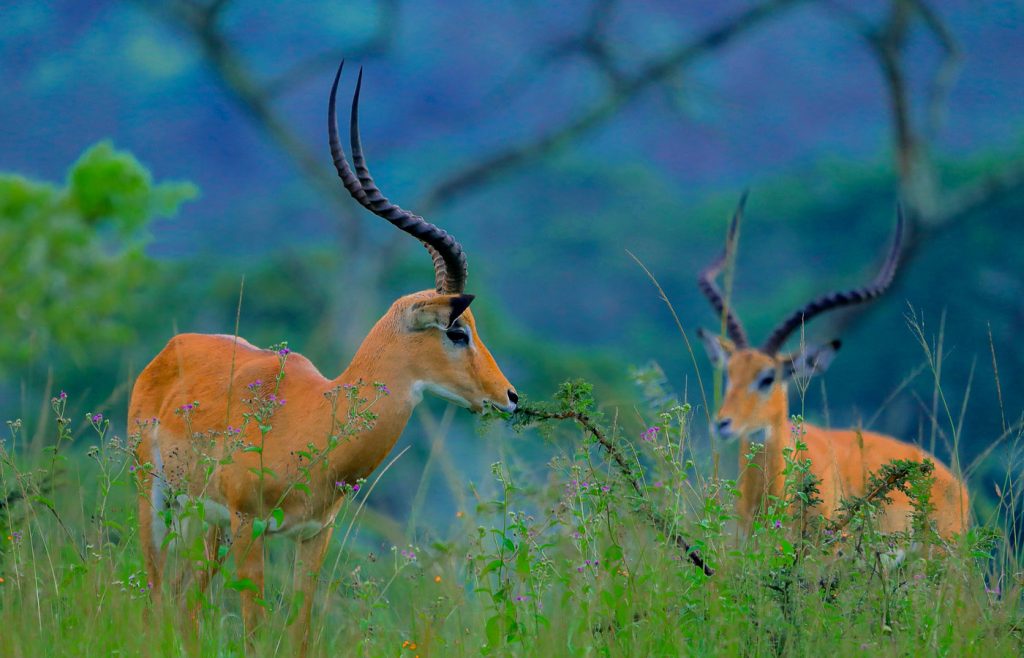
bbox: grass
[1,330,1023,657]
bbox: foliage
[2,376,1019,656]
[0,141,197,371]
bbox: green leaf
[480,559,503,577]
[271,508,284,527]
[252,518,268,538]
[226,578,258,593]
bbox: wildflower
[773,520,782,529]
[653,481,663,488]
[641,426,660,442]
[600,484,611,493]
[10,531,21,544]
[456,511,464,518]
[352,483,360,493]
[0,577,4,584]
[248,379,264,391]
[376,382,390,396]
[278,347,291,357]
[515,595,529,602]
[58,391,67,400]
[91,413,103,424]
[434,575,442,583]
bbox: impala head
[696,196,904,441]
[328,62,517,413]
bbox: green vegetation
[1,366,1021,656]
[0,141,197,372]
[1,139,1023,658]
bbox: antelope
[695,199,969,539]
[129,62,517,647]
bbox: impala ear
[409,294,475,331]
[781,340,841,381]
[697,328,734,369]
[447,294,475,327]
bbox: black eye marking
[755,370,776,392]
[445,326,470,346]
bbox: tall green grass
[1,326,1022,657]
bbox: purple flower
[248,379,263,391]
[278,347,290,357]
[641,426,660,442]
[653,481,663,489]
[352,483,360,492]
[58,391,67,400]
[515,595,529,602]
[91,413,103,424]
[773,520,782,529]
[376,383,390,396]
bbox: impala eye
[755,371,776,392]
[445,327,470,346]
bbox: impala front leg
[291,525,335,654]
[230,512,266,638]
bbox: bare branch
[262,0,399,98]
[418,0,808,214]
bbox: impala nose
[507,389,519,410]
[715,418,734,438]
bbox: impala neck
[738,387,792,504]
[324,319,426,486]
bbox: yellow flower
[434,575,442,583]
[456,511,464,518]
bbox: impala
[696,200,968,538]
[129,62,517,646]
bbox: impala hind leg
[138,483,167,611]
[188,525,224,627]
[229,513,266,639]
[291,526,335,655]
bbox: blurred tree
[0,141,197,372]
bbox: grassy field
[1,350,1022,657]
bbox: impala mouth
[745,427,771,445]
[486,400,517,414]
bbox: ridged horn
[760,206,905,355]
[698,193,750,348]
[328,61,468,294]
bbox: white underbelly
[173,495,326,542]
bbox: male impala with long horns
[129,62,517,646]
[696,199,968,538]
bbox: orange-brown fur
[714,344,969,538]
[130,290,514,646]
